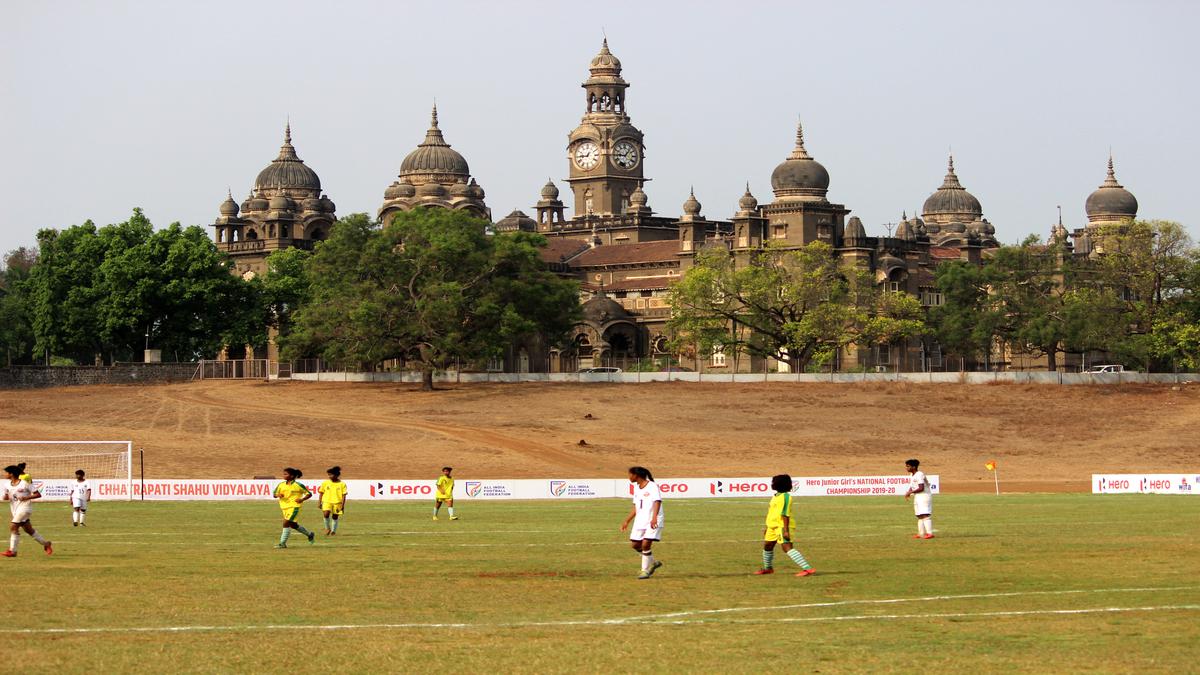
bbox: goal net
[0,441,133,501]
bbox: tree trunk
[1046,348,1058,372]
[421,367,435,391]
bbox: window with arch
[245,229,258,240]
[711,343,727,368]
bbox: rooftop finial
[431,103,439,129]
[948,152,955,174]
[788,117,811,160]
[1107,151,1115,178]
[1057,204,1063,226]
[284,119,292,145]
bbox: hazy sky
[3,1,1197,256]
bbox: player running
[70,469,92,527]
[754,474,814,577]
[273,467,315,549]
[433,467,457,520]
[319,466,348,535]
[904,459,934,539]
[620,466,663,579]
[2,464,52,557]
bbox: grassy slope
[9,495,1199,673]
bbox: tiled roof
[538,238,590,263]
[571,240,681,267]
[929,246,962,260]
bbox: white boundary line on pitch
[5,585,1197,635]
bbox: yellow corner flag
[985,460,997,471]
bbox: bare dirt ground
[1,380,1196,492]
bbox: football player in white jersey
[904,459,934,539]
[619,466,663,579]
[70,469,92,527]
[3,464,53,557]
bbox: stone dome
[738,183,758,212]
[301,197,321,212]
[589,39,622,75]
[254,123,322,191]
[449,179,470,197]
[682,188,702,216]
[582,289,629,324]
[1085,156,1138,222]
[384,183,405,200]
[844,216,866,241]
[399,106,470,178]
[468,178,485,199]
[268,194,292,211]
[541,179,560,200]
[630,185,648,207]
[319,195,335,212]
[219,192,239,217]
[770,121,830,201]
[922,155,982,221]
[944,221,967,234]
[248,195,269,211]
[895,219,914,241]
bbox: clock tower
[566,40,645,216]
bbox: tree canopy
[281,209,580,389]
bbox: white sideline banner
[27,475,938,501]
[1092,474,1200,494]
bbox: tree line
[0,209,580,389]
[2,210,1195,376]
[666,219,1200,372]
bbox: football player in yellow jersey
[17,462,31,484]
[272,467,315,549]
[433,466,457,520]
[754,474,815,577]
[319,466,348,536]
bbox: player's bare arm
[620,505,636,532]
[649,501,661,529]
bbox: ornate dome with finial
[922,154,982,223]
[1085,155,1138,224]
[254,123,322,192]
[541,179,560,200]
[468,178,484,199]
[630,184,648,207]
[682,188,702,217]
[582,288,630,324]
[770,120,830,202]
[319,195,335,213]
[449,179,470,197]
[495,209,537,233]
[219,191,239,217]
[589,38,622,75]
[399,106,470,178]
[895,218,914,241]
[738,182,758,212]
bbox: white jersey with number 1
[632,481,664,529]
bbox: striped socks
[279,528,291,545]
[762,550,775,570]
[331,518,339,533]
[787,549,812,570]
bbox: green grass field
[8,494,1199,673]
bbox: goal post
[0,441,133,501]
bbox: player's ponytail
[16,462,26,473]
[629,466,654,482]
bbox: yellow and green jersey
[275,480,311,509]
[319,479,347,505]
[765,492,794,528]
[436,475,454,499]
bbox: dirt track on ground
[0,380,1196,491]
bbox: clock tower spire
[566,39,645,216]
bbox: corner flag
[985,460,997,471]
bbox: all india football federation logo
[368,482,385,497]
[549,480,568,497]
[465,481,482,497]
[709,480,724,495]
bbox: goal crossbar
[0,441,133,501]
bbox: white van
[1085,364,1124,373]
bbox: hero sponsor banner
[1092,473,1199,494]
[22,475,939,501]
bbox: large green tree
[0,247,38,366]
[282,209,580,390]
[667,242,924,372]
[930,261,1001,366]
[26,209,265,363]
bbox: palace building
[212,40,1137,373]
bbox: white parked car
[1085,364,1125,373]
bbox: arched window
[310,228,324,241]
[246,229,258,240]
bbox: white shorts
[630,525,662,542]
[913,494,933,517]
[10,508,31,525]
[72,499,89,510]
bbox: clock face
[574,141,599,170]
[613,141,639,169]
